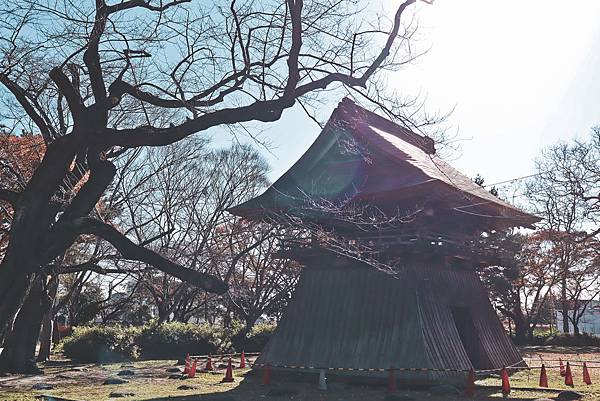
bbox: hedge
[60,321,275,363]
[231,323,276,353]
[135,322,221,359]
[61,326,140,363]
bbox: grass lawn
[1,348,599,401]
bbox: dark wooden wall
[256,261,523,381]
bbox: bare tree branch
[106,0,191,13]
[68,217,228,294]
[0,74,55,143]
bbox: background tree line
[0,130,301,362]
[477,129,600,344]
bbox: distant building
[555,300,600,336]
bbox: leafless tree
[0,0,428,372]
[216,220,300,334]
[525,131,600,334]
[557,128,600,237]
[562,236,600,335]
[118,139,269,323]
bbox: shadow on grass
[521,345,600,356]
[103,370,565,401]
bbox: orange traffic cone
[240,351,246,369]
[387,368,397,392]
[464,368,475,397]
[183,353,190,374]
[205,357,213,371]
[501,367,511,396]
[262,364,272,385]
[188,360,197,378]
[222,358,234,383]
[559,358,566,377]
[583,362,592,385]
[539,364,548,388]
[565,362,573,387]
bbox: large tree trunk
[0,134,81,342]
[37,276,59,362]
[0,267,35,342]
[571,311,581,336]
[511,309,528,345]
[0,205,61,342]
[0,275,46,373]
[0,206,44,331]
[157,304,171,324]
[499,301,528,345]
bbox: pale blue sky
[214,1,600,191]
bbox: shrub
[245,323,276,352]
[231,323,276,353]
[135,321,221,359]
[61,325,139,363]
[60,321,276,362]
[524,332,600,347]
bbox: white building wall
[555,301,600,336]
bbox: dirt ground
[1,347,599,401]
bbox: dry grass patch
[1,347,599,401]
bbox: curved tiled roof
[229,98,540,232]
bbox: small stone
[32,383,54,390]
[166,367,182,373]
[109,391,135,398]
[168,374,184,379]
[120,364,135,368]
[103,378,129,385]
[117,370,135,376]
[557,390,584,400]
[177,385,197,390]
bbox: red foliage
[0,133,46,189]
[0,133,46,256]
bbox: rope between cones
[250,359,525,374]
[180,352,594,394]
[182,352,598,376]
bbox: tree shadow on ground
[521,345,600,356]
[128,370,564,401]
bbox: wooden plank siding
[255,262,523,382]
